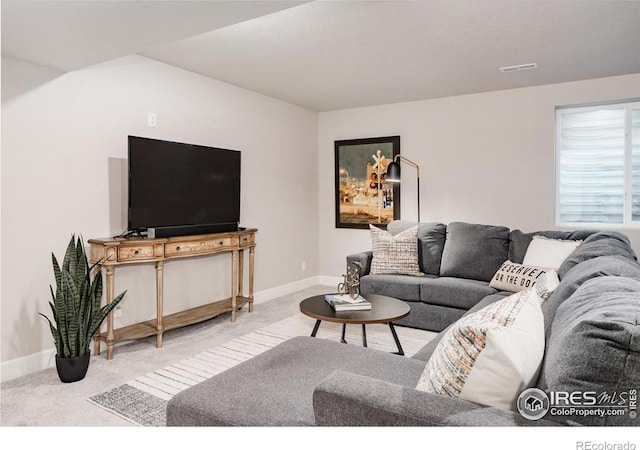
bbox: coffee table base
[310,320,404,356]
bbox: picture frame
[334,136,400,229]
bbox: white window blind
[556,100,640,225]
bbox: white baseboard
[253,275,322,304]
[317,275,342,288]
[2,275,339,382]
[1,347,56,383]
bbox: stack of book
[324,293,372,311]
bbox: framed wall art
[334,136,400,229]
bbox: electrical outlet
[147,112,156,127]
[301,261,306,272]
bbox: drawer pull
[134,250,139,255]
[176,246,181,251]
[219,241,224,245]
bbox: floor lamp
[386,155,420,222]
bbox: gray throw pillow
[439,222,509,282]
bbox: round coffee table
[299,294,410,355]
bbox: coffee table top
[299,294,410,325]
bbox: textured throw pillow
[490,260,554,293]
[416,286,549,410]
[369,224,422,276]
[523,235,582,270]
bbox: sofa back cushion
[540,255,640,338]
[537,255,640,390]
[439,222,509,282]
[387,221,446,276]
[539,276,640,426]
[557,231,637,279]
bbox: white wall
[318,73,640,277]
[1,55,319,368]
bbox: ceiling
[3,1,640,111]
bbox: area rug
[88,313,436,426]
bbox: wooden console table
[88,228,257,360]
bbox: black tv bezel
[127,136,241,236]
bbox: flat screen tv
[128,136,241,238]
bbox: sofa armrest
[346,251,372,276]
[313,370,561,427]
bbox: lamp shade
[386,161,401,182]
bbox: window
[556,99,640,226]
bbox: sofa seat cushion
[439,222,510,282]
[540,276,640,426]
[419,277,497,310]
[166,336,426,426]
[387,221,447,275]
[360,273,433,302]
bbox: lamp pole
[386,155,420,222]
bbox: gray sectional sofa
[167,221,640,426]
[347,221,608,331]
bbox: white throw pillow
[416,287,547,410]
[490,260,553,293]
[522,235,582,270]
[369,224,422,276]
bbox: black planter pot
[55,353,90,383]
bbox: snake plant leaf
[62,236,75,274]
[39,313,62,357]
[52,254,62,296]
[53,262,70,358]
[63,270,81,356]
[84,290,127,349]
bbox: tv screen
[128,136,241,233]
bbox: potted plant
[40,235,126,383]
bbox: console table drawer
[166,237,232,256]
[118,245,155,261]
[240,234,254,246]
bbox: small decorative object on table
[327,261,370,311]
[338,261,363,299]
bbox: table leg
[362,324,367,347]
[341,323,347,344]
[238,249,244,299]
[388,322,404,356]
[231,249,238,322]
[311,320,321,337]
[248,245,255,313]
[105,266,115,360]
[155,261,164,348]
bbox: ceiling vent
[499,63,538,73]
